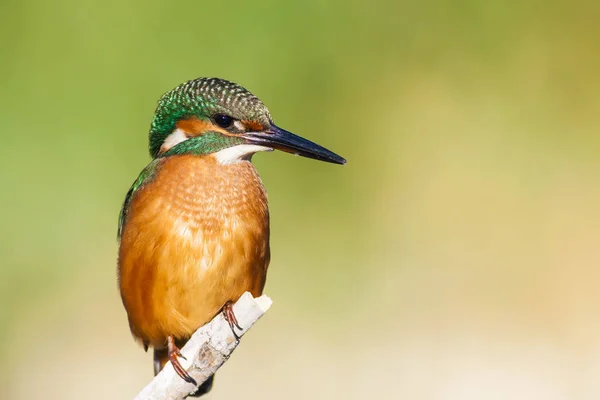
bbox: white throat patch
[214,144,272,164]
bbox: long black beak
[243,124,346,165]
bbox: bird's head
[149,77,346,165]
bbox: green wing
[117,159,160,239]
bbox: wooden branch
[134,292,272,400]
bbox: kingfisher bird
[117,77,345,395]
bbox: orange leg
[167,336,197,385]
[223,300,242,339]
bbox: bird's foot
[222,300,242,339]
[167,336,197,385]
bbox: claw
[223,300,242,338]
[174,347,187,361]
[167,336,196,385]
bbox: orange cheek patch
[242,120,265,131]
[175,117,213,136]
[174,117,235,139]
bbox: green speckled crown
[149,78,272,158]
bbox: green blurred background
[2,0,600,398]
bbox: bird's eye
[214,114,234,129]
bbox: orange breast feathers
[118,155,270,348]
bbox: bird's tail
[153,348,168,377]
[154,348,215,397]
[188,375,214,397]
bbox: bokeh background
[2,0,600,399]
